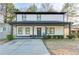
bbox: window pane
[18,27,23,34]
[50,28,54,34]
[22,14,26,21]
[37,14,41,21]
[47,27,54,34]
[17,14,22,21]
[25,27,30,34]
[3,27,6,31]
[0,27,3,32]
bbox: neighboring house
[0,4,11,39]
[68,15,79,34]
[0,13,11,39]
[9,12,71,38]
[71,23,79,34]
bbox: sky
[14,3,65,11]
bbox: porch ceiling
[9,21,72,26]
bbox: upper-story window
[22,14,26,21]
[17,14,22,21]
[37,14,41,21]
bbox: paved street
[0,39,49,55]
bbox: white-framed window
[22,14,26,21]
[0,27,3,32]
[3,27,6,31]
[37,14,41,21]
[47,27,54,34]
[17,14,22,21]
[18,27,23,34]
[25,27,30,34]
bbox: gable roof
[14,12,66,14]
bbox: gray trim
[69,23,71,35]
[9,21,72,26]
[33,26,34,36]
[22,14,27,21]
[45,26,47,35]
[14,12,66,14]
[16,25,17,36]
[11,25,13,35]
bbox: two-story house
[9,12,71,38]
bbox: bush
[67,34,75,39]
[43,35,51,39]
[52,35,64,39]
[7,34,15,41]
[77,32,79,38]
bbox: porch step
[15,36,43,39]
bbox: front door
[37,28,41,37]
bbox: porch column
[45,26,47,35]
[69,23,71,35]
[33,26,34,36]
[11,25,13,35]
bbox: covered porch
[9,21,71,38]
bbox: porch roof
[14,12,66,14]
[9,21,72,26]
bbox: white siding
[16,14,64,21]
[41,14,63,21]
[17,14,22,21]
[47,26,64,35]
[26,14,37,21]
[54,26,64,35]
[15,26,64,36]
[16,26,33,36]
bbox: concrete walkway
[0,39,49,55]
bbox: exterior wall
[47,26,64,35]
[0,23,11,39]
[15,26,33,36]
[34,26,45,36]
[26,14,37,21]
[14,26,64,37]
[13,25,17,36]
[17,14,22,21]
[16,14,64,21]
[64,25,69,38]
[41,14,64,21]
[17,14,37,21]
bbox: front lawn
[43,39,79,55]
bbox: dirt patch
[52,48,75,55]
[43,39,79,55]
[0,39,9,45]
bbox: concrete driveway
[0,39,49,55]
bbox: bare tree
[27,4,37,12]
[62,3,76,16]
[41,3,56,12]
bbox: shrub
[60,35,64,39]
[77,32,79,38]
[43,35,51,39]
[67,34,75,39]
[52,35,64,39]
[7,34,15,41]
